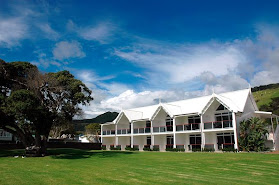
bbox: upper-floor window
[166,115,173,131]
[146,121,151,128]
[188,116,201,124]
[216,104,227,111]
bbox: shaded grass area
[0,149,279,185]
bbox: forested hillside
[72,112,118,132]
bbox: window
[166,115,173,131]
[216,104,227,111]
[147,136,151,145]
[166,136,174,148]
[189,134,201,150]
[215,112,233,128]
[189,134,201,145]
[145,121,151,133]
[187,116,200,130]
[146,121,151,127]
[217,133,234,149]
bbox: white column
[201,114,205,149]
[151,120,154,149]
[131,121,134,148]
[101,125,103,143]
[173,117,176,148]
[232,112,239,150]
[271,117,275,145]
[115,124,118,147]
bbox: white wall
[134,135,147,151]
[133,120,146,129]
[153,108,168,127]
[175,116,188,125]
[102,137,115,149]
[117,115,130,129]
[203,100,220,123]
[154,135,166,151]
[118,136,130,150]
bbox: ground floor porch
[101,131,236,151]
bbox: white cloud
[37,23,60,40]
[52,41,85,60]
[0,18,28,47]
[114,40,247,86]
[74,21,117,44]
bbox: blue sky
[1,0,279,118]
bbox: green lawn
[0,149,279,185]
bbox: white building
[101,89,279,152]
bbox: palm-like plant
[239,117,268,151]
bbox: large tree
[0,59,93,155]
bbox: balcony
[153,125,173,133]
[117,128,131,135]
[176,123,200,132]
[134,127,151,134]
[204,120,233,130]
[102,130,115,135]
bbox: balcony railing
[176,144,185,149]
[134,127,151,134]
[117,128,131,135]
[102,130,115,135]
[153,125,173,133]
[176,123,200,132]
[204,120,233,130]
[204,144,215,150]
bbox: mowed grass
[0,149,279,185]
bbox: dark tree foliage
[0,60,93,155]
[239,117,268,152]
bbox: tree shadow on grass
[49,149,137,160]
[0,149,25,157]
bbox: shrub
[102,145,106,150]
[110,145,121,150]
[143,147,152,151]
[222,147,237,152]
[239,117,268,152]
[153,147,159,151]
[166,148,185,152]
[202,148,215,152]
[125,146,139,151]
[192,148,201,152]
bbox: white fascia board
[131,118,149,123]
[174,112,199,118]
[114,111,125,124]
[102,122,114,126]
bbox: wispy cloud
[0,17,28,47]
[52,40,85,60]
[67,20,119,44]
[36,23,60,40]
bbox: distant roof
[112,88,252,123]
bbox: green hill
[252,83,279,115]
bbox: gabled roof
[111,88,252,124]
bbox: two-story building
[101,88,279,151]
